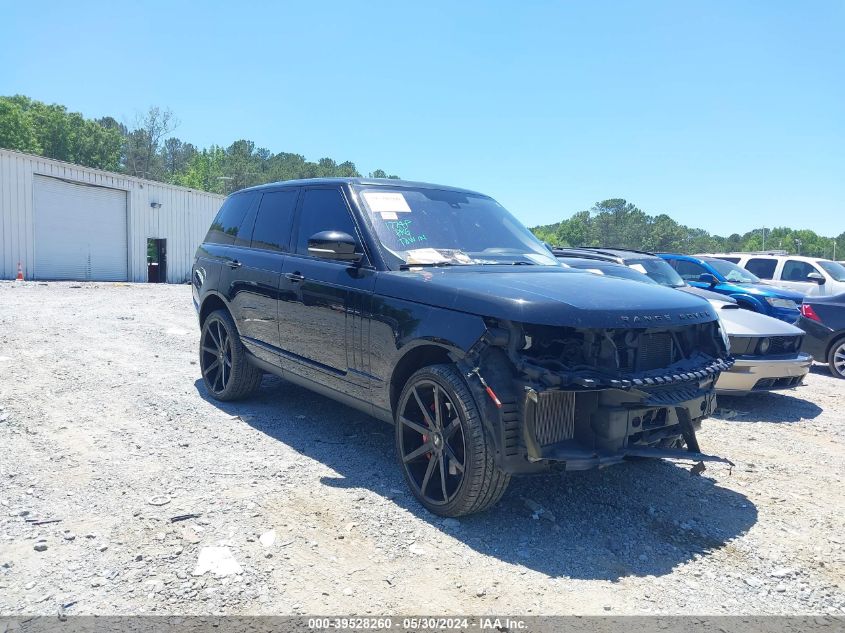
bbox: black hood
[376,266,718,329]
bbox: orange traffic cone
[15,261,24,281]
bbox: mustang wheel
[396,364,510,516]
[200,309,262,401]
[829,339,845,379]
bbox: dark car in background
[657,253,803,323]
[192,178,732,516]
[798,294,845,378]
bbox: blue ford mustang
[658,253,803,323]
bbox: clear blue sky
[1,0,843,236]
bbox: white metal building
[0,148,224,283]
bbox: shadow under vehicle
[196,376,758,581]
[192,178,732,516]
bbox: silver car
[709,300,811,395]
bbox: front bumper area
[513,378,725,472]
[715,353,812,396]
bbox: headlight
[716,314,731,354]
[757,338,771,355]
[765,297,798,310]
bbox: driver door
[278,186,376,400]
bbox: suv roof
[237,177,485,196]
[704,253,834,265]
[658,253,716,262]
[552,246,659,264]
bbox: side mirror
[307,231,363,263]
[807,272,825,284]
[698,273,718,287]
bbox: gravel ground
[0,281,843,616]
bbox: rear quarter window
[745,258,777,280]
[205,192,258,246]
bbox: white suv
[707,253,845,297]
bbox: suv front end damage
[458,319,734,473]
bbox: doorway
[147,238,167,283]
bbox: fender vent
[533,391,576,446]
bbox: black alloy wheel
[199,309,263,401]
[398,378,467,506]
[396,364,510,516]
[202,318,232,395]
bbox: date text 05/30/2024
[307,617,527,630]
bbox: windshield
[706,258,761,283]
[354,186,559,267]
[819,260,845,282]
[626,258,685,287]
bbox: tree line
[1,96,840,258]
[0,95,399,195]
[531,199,844,260]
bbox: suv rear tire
[200,309,263,401]
[395,364,510,516]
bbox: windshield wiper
[399,261,455,270]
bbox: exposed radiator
[637,332,673,371]
[532,390,576,446]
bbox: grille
[637,332,673,371]
[769,336,799,355]
[533,391,576,446]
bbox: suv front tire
[395,364,510,516]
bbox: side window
[745,258,777,280]
[782,259,818,281]
[719,257,741,263]
[673,259,708,281]
[205,192,258,246]
[295,188,358,257]
[251,189,299,252]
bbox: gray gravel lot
[0,281,843,615]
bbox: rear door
[232,188,300,365]
[278,186,376,401]
[779,259,823,296]
[207,191,289,365]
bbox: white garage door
[34,176,128,281]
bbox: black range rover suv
[192,179,732,516]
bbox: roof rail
[711,250,789,256]
[553,246,658,257]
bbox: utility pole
[795,238,802,255]
[762,227,767,250]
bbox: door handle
[227,260,243,269]
[285,272,305,282]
